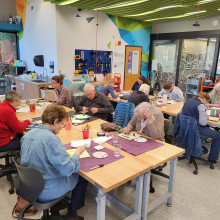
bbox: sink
[31,80,46,83]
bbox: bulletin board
[75,49,112,74]
[124,46,142,91]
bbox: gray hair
[135,102,161,120]
[5,90,21,102]
[139,84,150,95]
[209,83,220,102]
[84,83,95,92]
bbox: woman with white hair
[124,102,165,141]
[208,83,220,107]
[128,84,150,106]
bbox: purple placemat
[64,141,124,172]
[106,134,164,156]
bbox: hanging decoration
[193,0,200,27]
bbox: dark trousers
[0,133,22,152]
[70,176,88,211]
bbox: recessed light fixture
[93,0,149,10]
[218,9,220,10]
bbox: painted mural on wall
[108,15,152,77]
[16,0,27,39]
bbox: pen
[90,164,104,170]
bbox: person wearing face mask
[124,102,165,141]
[181,92,220,164]
[20,104,88,220]
[158,81,184,101]
[0,90,32,152]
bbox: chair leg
[151,169,169,179]
[190,157,198,175]
[41,209,50,220]
[6,173,14,194]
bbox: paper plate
[93,152,108,159]
[74,115,90,120]
[134,137,147,143]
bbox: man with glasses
[0,90,32,152]
[76,84,114,121]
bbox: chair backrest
[113,101,135,127]
[12,157,45,205]
[70,95,77,109]
[173,113,202,160]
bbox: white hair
[209,83,220,102]
[134,102,161,120]
[84,83,95,92]
[139,84,150,95]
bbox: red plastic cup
[65,121,72,130]
[29,103,36,112]
[82,130,89,139]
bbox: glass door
[150,40,179,95]
[179,38,216,99]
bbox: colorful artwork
[16,0,27,40]
[108,15,152,77]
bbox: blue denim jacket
[174,113,202,160]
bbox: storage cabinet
[185,77,201,100]
[14,78,51,100]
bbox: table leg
[167,158,176,207]
[96,188,106,220]
[134,175,144,219]
[141,171,151,220]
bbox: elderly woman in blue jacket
[20,104,87,220]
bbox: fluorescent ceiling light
[218,8,220,10]
[185,10,206,15]
[93,0,149,10]
[199,0,214,3]
[128,5,182,17]
[58,0,79,5]
[144,11,207,22]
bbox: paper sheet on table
[66,149,90,158]
[209,116,220,122]
[16,107,30,113]
[206,110,211,116]
[167,100,176,104]
[74,114,91,119]
[118,132,140,140]
[71,139,91,148]
[72,119,85,124]
[93,136,112,144]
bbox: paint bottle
[9,14,13,24]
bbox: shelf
[0,23,23,32]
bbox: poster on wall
[128,51,139,74]
[113,51,124,71]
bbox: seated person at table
[98,80,117,99]
[124,102,165,141]
[45,74,71,107]
[0,90,32,152]
[207,83,220,107]
[181,92,220,164]
[20,104,88,220]
[158,81,184,101]
[128,84,150,106]
[76,84,114,121]
[131,75,154,95]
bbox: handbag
[12,196,38,218]
[101,122,121,132]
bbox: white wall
[152,14,220,34]
[0,0,16,22]
[56,6,127,85]
[19,0,57,79]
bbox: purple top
[55,85,71,107]
[106,133,164,156]
[64,141,124,172]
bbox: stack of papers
[71,139,91,148]
[93,136,112,144]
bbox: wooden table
[17,107,185,220]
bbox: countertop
[14,77,52,86]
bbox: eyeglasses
[60,122,65,128]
